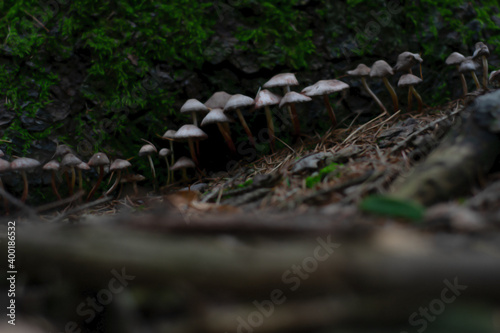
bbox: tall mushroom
[120,174,146,197]
[398,74,423,113]
[105,159,131,196]
[224,94,256,147]
[489,70,500,87]
[170,156,196,182]
[459,57,481,91]
[301,80,349,128]
[180,99,209,127]
[347,63,387,114]
[445,52,468,95]
[370,60,399,112]
[61,153,83,196]
[43,160,62,200]
[76,162,90,192]
[11,157,41,202]
[174,124,208,166]
[279,92,312,137]
[139,144,158,191]
[86,152,110,201]
[263,73,301,139]
[162,129,177,183]
[254,89,282,152]
[472,42,490,89]
[201,108,236,154]
[159,148,172,185]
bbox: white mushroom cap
[170,156,196,171]
[162,129,177,140]
[398,74,423,87]
[54,144,72,157]
[347,63,371,77]
[393,51,423,72]
[88,152,110,167]
[489,70,500,83]
[370,60,394,78]
[110,159,132,171]
[11,157,41,172]
[472,42,490,59]
[180,99,209,114]
[301,80,349,97]
[76,162,90,170]
[121,174,146,183]
[445,52,466,66]
[254,89,282,109]
[263,73,299,88]
[279,91,312,108]
[175,124,208,141]
[204,91,233,109]
[139,144,157,156]
[159,148,171,157]
[224,94,255,111]
[459,58,479,73]
[61,153,82,167]
[200,108,233,126]
[0,159,11,173]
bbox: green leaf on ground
[359,195,425,222]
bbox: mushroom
[10,157,41,202]
[301,80,349,128]
[398,74,423,112]
[254,89,282,152]
[347,63,387,114]
[180,99,209,127]
[76,161,90,193]
[279,92,312,136]
[472,42,490,89]
[53,144,73,158]
[224,94,256,147]
[170,156,196,182]
[459,57,481,91]
[0,159,11,213]
[86,152,110,201]
[201,108,236,154]
[61,153,83,196]
[263,73,301,139]
[43,160,62,200]
[139,144,158,190]
[105,159,132,196]
[159,148,172,185]
[445,52,468,95]
[370,60,399,112]
[162,129,177,182]
[174,124,208,166]
[489,70,500,87]
[393,51,423,76]
[204,91,233,109]
[120,174,146,197]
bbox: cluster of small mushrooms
[0,43,498,208]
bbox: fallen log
[390,90,500,205]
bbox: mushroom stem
[216,123,237,154]
[282,87,301,139]
[456,65,468,95]
[408,87,413,112]
[169,141,175,183]
[147,155,157,191]
[163,157,171,186]
[382,77,399,112]
[69,166,76,195]
[322,94,337,127]
[87,165,104,201]
[188,139,199,166]
[20,170,29,202]
[78,169,84,192]
[0,177,10,214]
[481,56,489,89]
[410,86,423,113]
[181,169,188,182]
[192,112,198,127]
[264,105,276,152]
[105,170,121,196]
[361,77,387,114]
[236,108,255,147]
[50,171,62,200]
[471,71,481,90]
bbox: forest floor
[4,95,500,333]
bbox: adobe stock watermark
[231,235,340,333]
[400,277,467,333]
[55,267,135,333]
[340,0,403,63]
